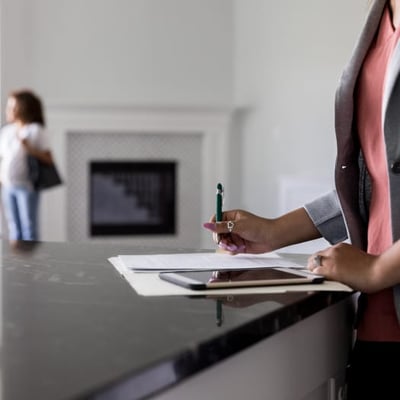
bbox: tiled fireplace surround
[44,105,231,249]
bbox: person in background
[0,89,53,245]
[204,0,400,398]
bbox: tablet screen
[187,268,304,282]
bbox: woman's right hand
[203,209,276,255]
[203,207,321,255]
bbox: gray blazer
[304,0,400,322]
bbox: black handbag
[27,155,63,190]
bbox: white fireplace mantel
[43,105,232,248]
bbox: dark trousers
[346,340,400,400]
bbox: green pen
[216,183,224,222]
[216,183,224,244]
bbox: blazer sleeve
[303,190,348,244]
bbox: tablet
[159,268,324,290]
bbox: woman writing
[0,89,53,244]
[205,0,400,398]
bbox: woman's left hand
[307,242,380,293]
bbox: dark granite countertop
[0,241,352,400]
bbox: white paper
[109,257,353,296]
[118,251,303,272]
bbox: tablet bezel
[159,267,324,290]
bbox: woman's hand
[20,137,53,164]
[203,207,321,255]
[307,243,381,293]
[20,137,31,151]
[203,209,276,254]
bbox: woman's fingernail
[218,242,236,252]
[218,242,246,252]
[203,222,216,231]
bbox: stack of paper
[117,251,302,272]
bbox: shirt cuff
[304,191,348,244]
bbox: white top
[0,123,50,187]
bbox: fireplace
[44,105,231,248]
[90,160,176,236]
[66,130,202,246]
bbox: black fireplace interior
[89,160,176,236]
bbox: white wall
[3,0,233,107]
[0,0,34,98]
[233,0,367,215]
[1,0,369,249]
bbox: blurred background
[0,0,366,251]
